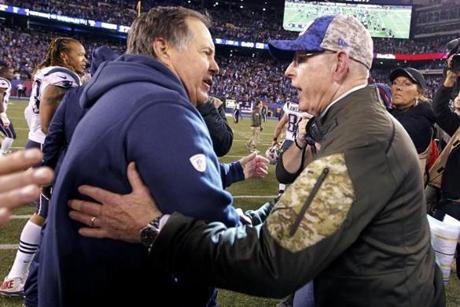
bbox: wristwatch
[140,215,163,252]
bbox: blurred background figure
[431,55,460,279]
[0,37,86,297]
[388,67,436,176]
[197,96,233,157]
[0,61,16,155]
[246,100,262,152]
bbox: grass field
[283,1,412,39]
[0,100,459,307]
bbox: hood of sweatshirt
[80,54,187,109]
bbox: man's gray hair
[127,6,211,57]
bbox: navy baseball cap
[269,15,374,69]
[389,67,427,89]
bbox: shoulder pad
[42,66,81,88]
[0,78,11,90]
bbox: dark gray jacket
[197,100,233,157]
[433,85,460,203]
[150,86,444,307]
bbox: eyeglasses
[293,52,321,67]
[292,51,336,67]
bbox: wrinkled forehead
[186,18,214,49]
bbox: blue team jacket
[42,86,87,173]
[38,55,241,307]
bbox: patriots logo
[189,154,207,172]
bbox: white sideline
[0,195,276,250]
[0,244,18,250]
[11,215,32,219]
[232,139,272,145]
[7,195,275,220]
[233,195,276,199]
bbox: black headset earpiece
[304,117,323,145]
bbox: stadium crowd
[0,23,451,105]
[0,26,125,78]
[2,0,459,53]
[0,3,459,307]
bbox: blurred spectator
[197,96,233,157]
[431,58,460,217]
[431,57,460,279]
[16,82,25,98]
[0,21,453,106]
[3,0,459,52]
[389,67,436,175]
[246,100,262,152]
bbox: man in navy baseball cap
[269,15,373,69]
[267,14,374,116]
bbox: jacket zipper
[289,167,330,237]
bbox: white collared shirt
[319,83,368,119]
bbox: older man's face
[284,51,335,116]
[168,18,219,106]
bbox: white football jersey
[26,66,80,144]
[282,102,308,141]
[0,77,11,112]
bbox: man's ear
[152,38,171,64]
[332,51,350,83]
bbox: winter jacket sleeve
[433,85,460,136]
[197,101,233,157]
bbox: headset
[304,117,323,145]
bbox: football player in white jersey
[272,101,311,150]
[1,37,86,297]
[269,101,312,195]
[0,62,16,155]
